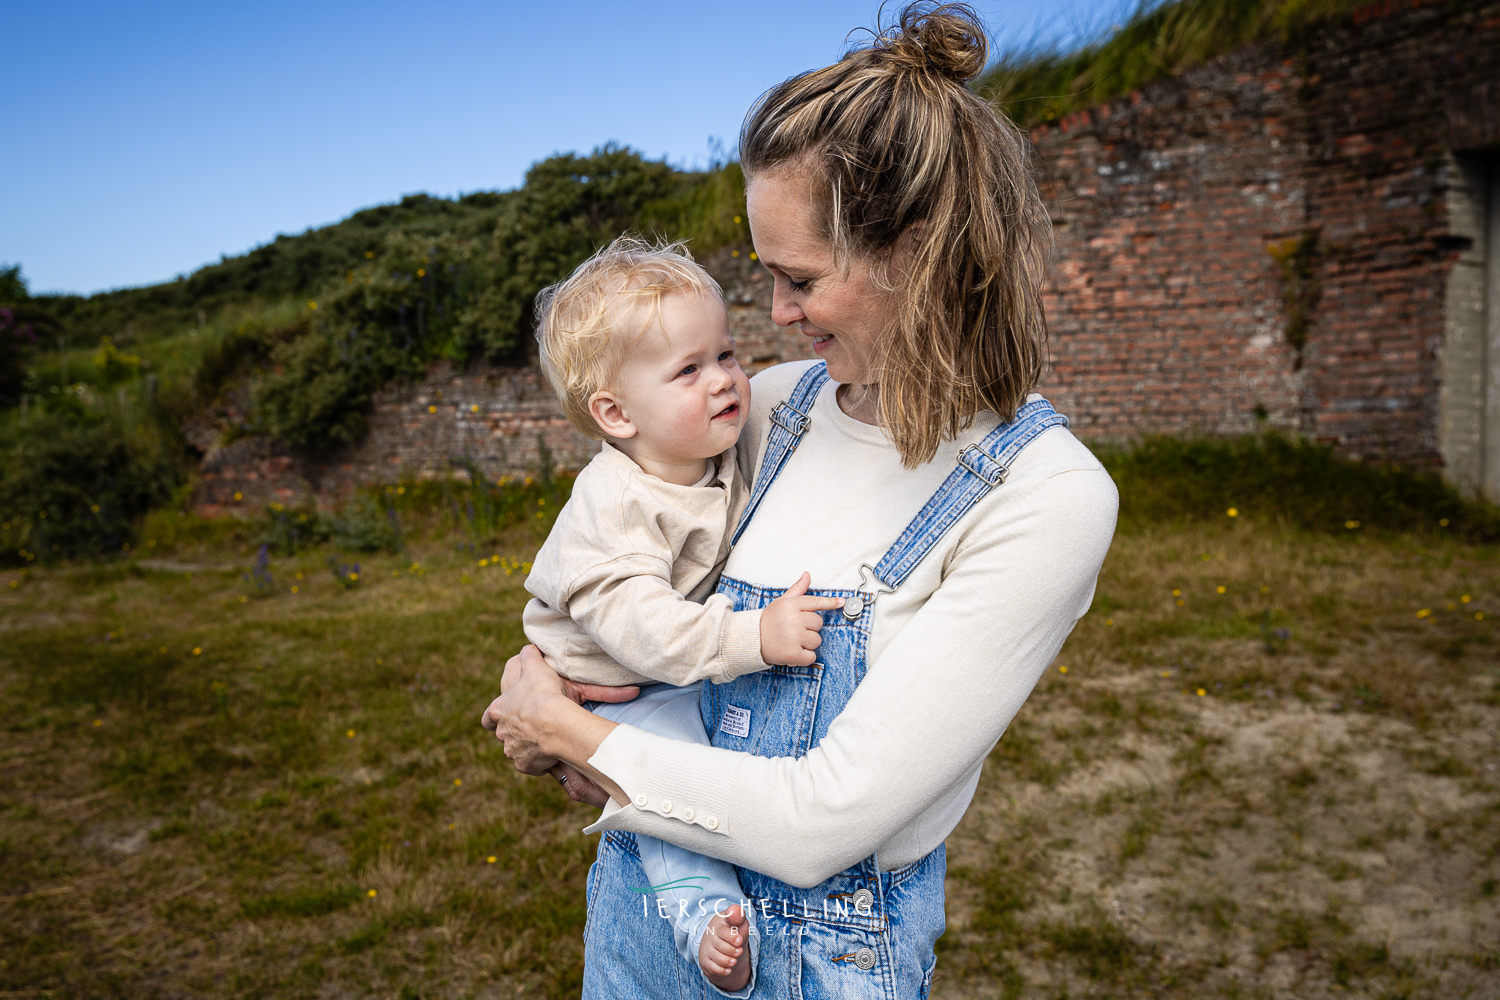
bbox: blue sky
[3,1,1133,296]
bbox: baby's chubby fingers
[797,609,829,632]
[794,594,847,613]
[786,647,818,666]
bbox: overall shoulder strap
[843,398,1068,618]
[731,362,829,546]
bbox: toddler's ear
[588,391,636,440]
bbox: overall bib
[582,363,1067,999]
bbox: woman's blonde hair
[740,2,1051,467]
[534,235,722,440]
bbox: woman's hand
[479,645,637,775]
[549,764,611,808]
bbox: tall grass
[1100,433,1500,541]
[978,0,1367,127]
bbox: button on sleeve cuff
[584,724,741,836]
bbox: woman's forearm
[542,701,629,805]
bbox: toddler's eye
[718,350,736,363]
[677,364,697,377]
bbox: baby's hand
[759,572,844,666]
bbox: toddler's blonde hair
[534,236,723,440]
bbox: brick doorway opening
[1442,152,1500,502]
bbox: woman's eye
[786,276,810,293]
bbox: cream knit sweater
[523,442,768,688]
[584,360,1119,887]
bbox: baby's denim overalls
[582,363,1067,998]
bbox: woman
[483,4,1117,996]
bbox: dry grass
[1,514,1497,998]
[939,521,1500,998]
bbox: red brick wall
[1034,0,1500,464]
[194,0,1500,515]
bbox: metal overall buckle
[843,564,896,620]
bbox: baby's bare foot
[699,903,751,992]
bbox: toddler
[523,236,839,995]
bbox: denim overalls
[582,363,1067,999]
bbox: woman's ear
[588,391,636,440]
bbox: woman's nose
[771,286,804,328]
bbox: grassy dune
[1,505,1497,998]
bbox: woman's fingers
[483,646,578,775]
[498,650,527,695]
[480,693,506,734]
[551,764,610,807]
[566,681,640,705]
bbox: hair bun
[876,3,989,83]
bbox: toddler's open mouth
[713,402,740,421]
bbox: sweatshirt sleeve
[568,554,769,686]
[584,468,1118,887]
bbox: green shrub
[246,146,688,450]
[330,492,402,553]
[0,398,182,562]
[255,504,330,555]
[1099,433,1500,540]
[1,264,55,408]
[458,144,682,359]
[250,231,490,449]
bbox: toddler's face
[606,291,750,465]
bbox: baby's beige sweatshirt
[522,442,770,687]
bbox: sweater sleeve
[568,555,768,685]
[584,467,1118,887]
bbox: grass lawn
[2,509,1497,998]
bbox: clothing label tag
[721,704,751,739]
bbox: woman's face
[746,169,892,386]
